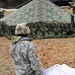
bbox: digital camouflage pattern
[15,23,30,35]
[10,37,43,75]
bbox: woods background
[0,0,32,8]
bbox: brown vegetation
[0,37,75,75]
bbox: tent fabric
[44,64,75,75]
[0,21,74,39]
[0,0,71,26]
[28,22,74,39]
[0,0,73,39]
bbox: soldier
[10,23,44,75]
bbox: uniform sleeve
[27,42,44,75]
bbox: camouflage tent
[0,0,74,39]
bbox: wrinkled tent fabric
[0,0,73,39]
[44,64,75,75]
[0,21,74,39]
[0,0,71,26]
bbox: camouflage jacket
[10,37,43,75]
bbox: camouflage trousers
[16,70,35,75]
[22,74,35,75]
[16,72,35,75]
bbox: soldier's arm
[27,42,44,75]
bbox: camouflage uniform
[10,37,43,75]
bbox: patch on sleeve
[34,50,38,54]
